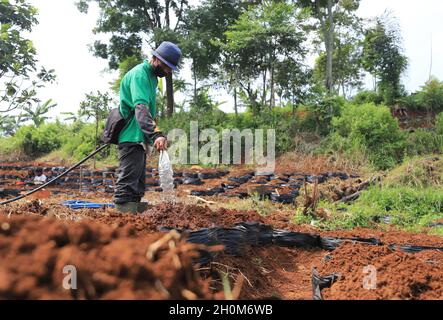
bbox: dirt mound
[207,247,326,300]
[0,215,212,299]
[142,203,266,231]
[315,242,443,300]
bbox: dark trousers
[114,143,146,204]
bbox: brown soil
[315,242,443,300]
[1,161,443,300]
[0,214,212,300]
[207,247,327,300]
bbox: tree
[0,114,25,136]
[274,58,312,112]
[21,99,57,127]
[179,0,250,106]
[297,0,361,92]
[313,40,363,97]
[362,14,408,105]
[79,91,113,167]
[76,0,188,117]
[311,1,364,97]
[220,1,309,114]
[0,0,56,114]
[417,77,443,114]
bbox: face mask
[153,64,167,78]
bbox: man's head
[151,41,182,78]
[35,168,43,176]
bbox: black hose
[0,144,110,205]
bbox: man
[114,41,182,213]
[33,168,47,185]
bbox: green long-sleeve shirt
[118,60,158,144]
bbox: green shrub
[296,96,345,136]
[416,77,443,113]
[320,103,406,170]
[352,90,383,105]
[62,122,108,161]
[405,128,443,156]
[8,122,68,158]
[398,93,422,111]
[436,112,443,135]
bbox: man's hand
[154,137,167,151]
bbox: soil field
[0,162,442,300]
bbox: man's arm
[134,104,164,143]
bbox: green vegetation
[319,103,406,170]
[294,155,443,235]
[0,0,442,239]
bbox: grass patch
[295,186,443,232]
[383,155,443,188]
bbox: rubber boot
[137,201,149,213]
[115,202,139,214]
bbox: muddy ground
[0,162,442,300]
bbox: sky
[26,0,443,118]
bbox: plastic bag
[158,150,175,202]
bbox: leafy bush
[320,103,406,170]
[5,122,68,158]
[436,112,443,135]
[398,93,422,111]
[296,95,345,136]
[62,122,108,161]
[352,90,383,105]
[405,128,443,156]
[416,77,443,113]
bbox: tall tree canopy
[219,1,310,114]
[0,0,55,116]
[297,0,361,93]
[362,14,408,104]
[76,0,189,117]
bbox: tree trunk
[94,117,98,169]
[326,0,334,92]
[261,70,267,108]
[166,73,174,117]
[234,87,238,117]
[193,59,197,104]
[165,0,170,28]
[270,65,275,109]
[247,82,257,116]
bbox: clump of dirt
[10,199,49,216]
[315,242,443,300]
[142,203,266,231]
[0,214,212,299]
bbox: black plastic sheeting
[159,221,443,268]
[311,268,340,300]
[0,189,21,198]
